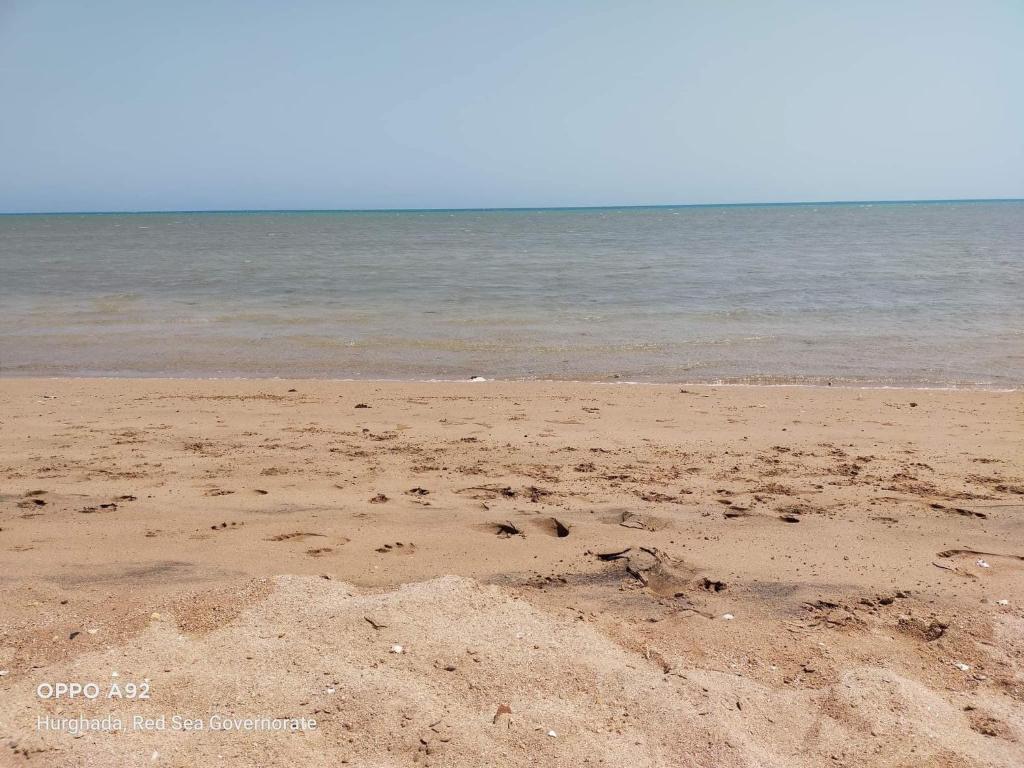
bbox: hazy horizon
[3,197,1024,217]
[2,1,1022,213]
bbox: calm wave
[2,202,1022,386]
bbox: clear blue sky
[1,1,1021,212]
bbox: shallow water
[1,201,1022,386]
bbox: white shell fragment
[390,644,404,654]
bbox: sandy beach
[1,378,1022,767]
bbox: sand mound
[2,576,1020,767]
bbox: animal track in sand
[267,531,324,542]
[532,517,570,538]
[871,515,899,524]
[525,486,552,502]
[723,507,752,519]
[967,711,1015,740]
[776,501,828,517]
[636,490,679,503]
[698,577,728,592]
[72,494,137,514]
[929,502,987,519]
[937,548,1024,562]
[79,502,120,514]
[593,547,704,600]
[798,591,915,631]
[607,509,669,532]
[457,484,517,500]
[17,494,47,509]
[375,542,416,554]
[488,521,523,538]
[895,615,948,642]
[361,429,396,441]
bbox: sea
[1,201,1022,387]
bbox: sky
[1,1,1022,213]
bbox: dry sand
[0,378,1022,767]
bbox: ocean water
[1,201,1022,386]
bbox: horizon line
[2,196,1023,216]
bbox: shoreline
[5,374,1020,392]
